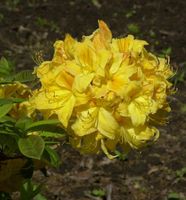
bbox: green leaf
[14,70,36,83]
[12,97,26,103]
[39,131,65,138]
[0,98,13,105]
[25,119,60,131]
[0,129,18,137]
[0,57,11,76]
[44,141,60,145]
[0,103,13,118]
[18,135,45,159]
[20,180,43,200]
[0,134,18,154]
[16,117,33,131]
[34,193,47,200]
[0,57,9,69]
[0,98,26,106]
[0,76,13,84]
[44,145,61,168]
[0,115,16,123]
[168,192,180,199]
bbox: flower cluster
[30,21,173,158]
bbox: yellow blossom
[30,20,174,158]
[0,82,32,118]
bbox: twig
[106,184,112,200]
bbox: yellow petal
[117,102,129,117]
[31,89,72,110]
[72,72,94,93]
[55,69,74,89]
[53,40,66,63]
[97,107,119,139]
[98,20,112,43]
[91,84,108,99]
[92,20,112,49]
[128,102,146,126]
[132,39,148,54]
[64,60,81,76]
[108,64,137,97]
[72,107,99,136]
[74,91,90,106]
[64,34,77,59]
[128,96,151,126]
[114,35,148,56]
[36,61,51,78]
[55,94,75,127]
[121,35,134,51]
[94,49,111,77]
[109,52,123,74]
[75,41,96,69]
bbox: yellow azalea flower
[72,107,119,139]
[120,123,159,149]
[0,82,29,99]
[0,82,32,118]
[30,87,75,127]
[30,20,174,158]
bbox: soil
[0,0,186,199]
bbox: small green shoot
[176,167,186,178]
[158,47,172,58]
[35,17,60,33]
[167,192,181,200]
[5,0,20,10]
[162,47,172,55]
[171,63,186,85]
[127,23,140,34]
[91,188,106,197]
[125,10,136,18]
[20,180,46,200]
[149,30,156,38]
[114,150,128,161]
[173,71,185,85]
[35,17,48,27]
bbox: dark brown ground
[0,0,186,199]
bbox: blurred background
[0,0,186,199]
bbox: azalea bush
[0,20,174,197]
